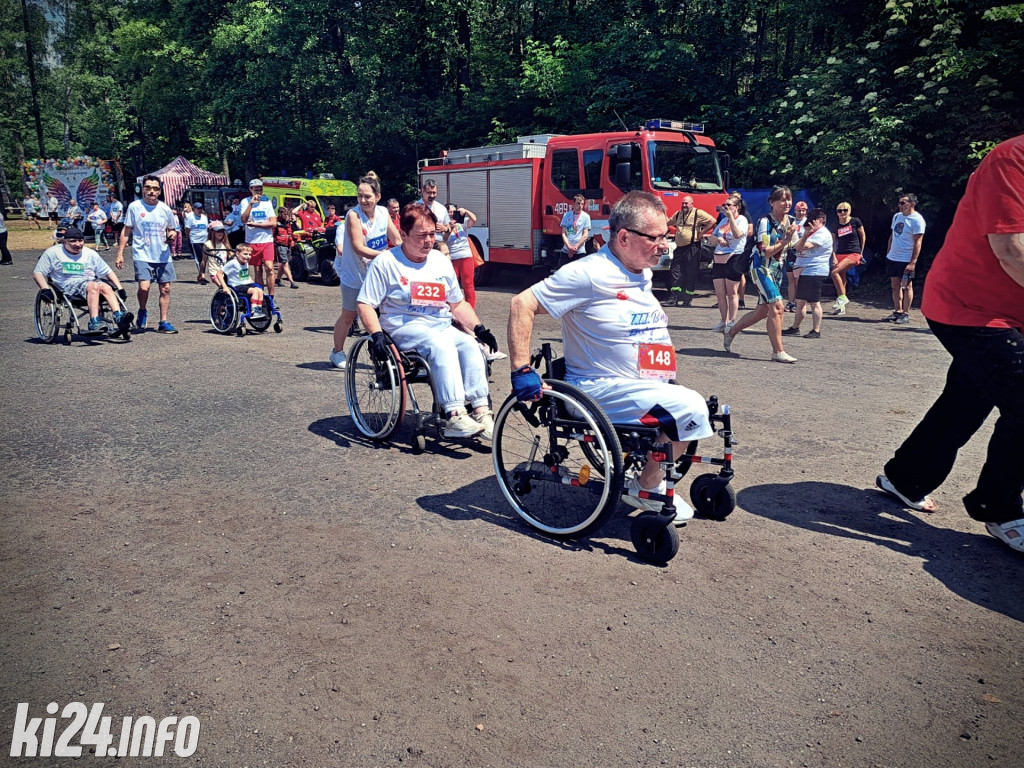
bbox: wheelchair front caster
[63,330,72,345]
[630,513,680,565]
[273,322,283,333]
[237,325,246,337]
[690,473,736,520]
[412,432,426,454]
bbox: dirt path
[1,222,1021,767]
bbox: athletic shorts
[230,283,262,298]
[711,261,732,280]
[886,259,913,280]
[567,376,714,444]
[134,260,176,284]
[340,283,361,312]
[785,251,798,271]
[749,264,783,305]
[275,245,291,263]
[57,278,91,300]
[248,242,274,265]
[834,252,862,267]
[796,275,825,303]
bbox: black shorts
[785,250,798,271]
[885,259,913,280]
[796,275,825,303]
[711,261,732,280]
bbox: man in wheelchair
[211,242,268,317]
[508,192,713,524]
[33,227,132,335]
[356,203,500,440]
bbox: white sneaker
[837,295,850,307]
[622,473,665,513]
[473,409,495,440]
[723,321,735,334]
[723,331,734,353]
[485,349,508,361]
[672,499,695,526]
[329,348,347,370]
[771,350,798,364]
[444,410,486,438]
[711,320,727,332]
[833,305,846,316]
[985,518,1024,553]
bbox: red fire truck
[416,118,730,280]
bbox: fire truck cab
[417,119,730,280]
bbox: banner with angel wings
[23,156,115,212]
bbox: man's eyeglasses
[624,227,670,244]
[142,185,161,191]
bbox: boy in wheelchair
[33,227,132,335]
[508,192,713,525]
[211,242,268,317]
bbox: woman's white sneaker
[444,410,486,438]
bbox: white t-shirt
[221,258,255,288]
[123,199,178,263]
[33,244,111,290]
[336,205,390,288]
[185,213,209,244]
[240,197,276,244]
[357,247,465,334]
[887,211,926,262]
[418,198,451,243]
[446,221,472,261]
[531,246,676,381]
[794,227,834,276]
[223,204,243,233]
[560,210,592,248]
[86,208,107,228]
[712,215,748,257]
[108,201,123,222]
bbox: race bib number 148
[637,343,676,380]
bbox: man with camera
[661,195,715,307]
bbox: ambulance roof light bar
[645,119,705,134]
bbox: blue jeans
[884,319,1024,524]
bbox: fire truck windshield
[648,141,724,193]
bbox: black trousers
[669,243,701,295]
[884,319,1024,524]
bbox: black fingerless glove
[371,331,390,360]
[474,324,498,353]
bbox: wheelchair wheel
[690,473,737,520]
[344,336,408,440]
[34,290,61,343]
[210,290,239,333]
[492,380,624,539]
[630,513,680,565]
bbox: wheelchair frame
[34,279,133,345]
[209,288,283,336]
[491,343,736,565]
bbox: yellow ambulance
[260,176,358,219]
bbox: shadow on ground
[738,481,1024,623]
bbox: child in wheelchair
[212,242,268,317]
[33,226,132,335]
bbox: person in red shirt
[274,207,300,289]
[324,204,342,230]
[877,133,1024,554]
[387,198,401,247]
[293,196,324,233]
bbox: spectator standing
[782,208,832,338]
[184,201,210,283]
[661,195,715,307]
[329,175,402,369]
[107,194,124,245]
[0,210,13,265]
[387,199,401,246]
[274,207,300,289]
[324,204,342,230]
[559,194,592,261]
[293,196,324,232]
[877,133,1024,553]
[240,179,278,300]
[417,179,451,255]
[709,194,748,332]
[47,193,58,223]
[115,174,180,334]
[224,195,245,248]
[785,200,808,311]
[85,202,109,251]
[23,196,42,229]
[884,193,926,324]
[829,202,866,315]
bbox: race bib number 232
[410,281,446,307]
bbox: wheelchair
[344,331,488,453]
[34,278,133,345]
[209,288,283,336]
[491,343,736,565]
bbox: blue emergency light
[645,119,705,134]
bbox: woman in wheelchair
[356,203,499,440]
[33,226,132,335]
[212,243,268,317]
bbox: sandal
[875,474,937,512]
[985,519,1024,553]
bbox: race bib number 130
[410,281,446,307]
[638,343,676,380]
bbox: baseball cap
[209,220,224,230]
[63,227,85,239]
[248,178,264,188]
[193,201,203,208]
[795,201,808,209]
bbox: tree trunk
[19,0,46,157]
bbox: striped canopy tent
[137,156,227,208]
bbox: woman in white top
[709,193,748,332]
[329,175,402,370]
[783,208,833,338]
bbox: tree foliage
[2,0,1021,238]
